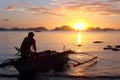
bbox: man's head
[28,32,34,38]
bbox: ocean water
[0,31,120,80]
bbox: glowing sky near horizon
[0,0,120,29]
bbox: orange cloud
[28,7,49,11]
[5,0,120,16]
[6,2,65,17]
[27,7,65,16]
[6,5,15,11]
[6,1,31,11]
[2,19,10,22]
[109,0,120,3]
[51,0,120,15]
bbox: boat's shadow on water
[18,73,35,80]
[18,73,120,80]
[18,67,66,80]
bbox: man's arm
[33,40,37,53]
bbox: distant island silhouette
[52,25,75,31]
[0,27,48,31]
[86,27,118,31]
[0,26,119,31]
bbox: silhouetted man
[20,32,37,60]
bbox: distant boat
[115,45,120,48]
[103,45,120,51]
[103,45,113,50]
[93,41,103,43]
[77,44,82,46]
[112,48,120,51]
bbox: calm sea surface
[0,31,120,80]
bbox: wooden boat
[0,50,71,73]
[0,49,98,73]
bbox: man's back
[20,37,35,52]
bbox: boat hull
[13,50,69,73]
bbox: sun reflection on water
[78,32,81,44]
[77,32,82,52]
[70,69,85,76]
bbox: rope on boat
[68,51,96,57]
[78,52,95,57]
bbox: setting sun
[73,23,86,31]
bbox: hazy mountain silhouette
[0,27,48,31]
[86,27,117,31]
[0,26,119,31]
[52,25,75,31]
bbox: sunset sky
[0,0,120,30]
